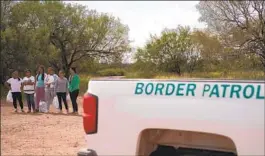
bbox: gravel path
[1,97,87,155]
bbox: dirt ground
[1,97,87,156]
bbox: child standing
[55,70,69,113]
[35,65,46,112]
[23,69,35,113]
[5,70,24,112]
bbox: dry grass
[154,71,265,80]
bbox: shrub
[154,71,264,80]
[125,71,156,79]
[97,68,125,76]
[1,85,8,99]
[78,75,93,94]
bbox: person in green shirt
[68,67,80,114]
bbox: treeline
[132,1,265,76]
[1,1,264,82]
[1,1,130,82]
[131,26,263,77]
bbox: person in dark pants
[68,67,80,114]
[11,93,24,112]
[55,70,69,113]
[25,94,35,112]
[5,70,24,112]
[22,69,35,113]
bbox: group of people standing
[5,65,80,114]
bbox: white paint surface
[84,80,264,155]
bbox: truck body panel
[83,79,264,155]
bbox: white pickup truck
[78,79,264,156]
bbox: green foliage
[154,71,264,80]
[134,26,197,75]
[79,74,92,94]
[78,57,101,74]
[97,68,125,76]
[125,71,156,79]
[1,1,130,80]
[1,85,8,99]
[133,25,264,75]
[196,1,265,67]
[1,0,264,84]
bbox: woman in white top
[44,67,55,112]
[5,70,24,112]
[23,69,35,113]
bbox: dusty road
[1,97,87,155]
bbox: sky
[68,1,206,48]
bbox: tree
[0,0,31,83]
[6,1,130,76]
[134,26,196,75]
[0,0,13,83]
[46,2,130,76]
[196,1,265,68]
[191,30,224,71]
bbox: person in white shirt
[23,69,35,113]
[44,67,55,112]
[52,69,58,81]
[51,69,58,98]
[5,70,24,112]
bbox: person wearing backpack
[5,70,24,112]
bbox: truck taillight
[83,93,98,134]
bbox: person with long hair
[35,65,46,112]
[55,70,69,113]
[68,67,80,114]
[5,70,24,112]
[23,69,35,113]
